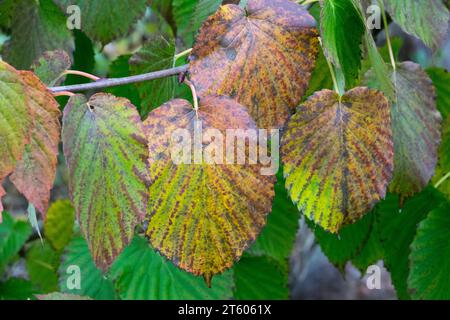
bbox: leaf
[144,97,275,281]
[130,35,177,117]
[0,61,33,212]
[247,171,300,262]
[378,187,447,299]
[0,212,32,274]
[44,200,75,252]
[0,0,16,30]
[26,241,60,293]
[27,204,42,242]
[433,117,450,197]
[109,236,234,300]
[62,94,150,270]
[59,236,116,300]
[233,255,288,300]
[172,0,223,49]
[304,47,333,100]
[307,210,373,270]
[320,0,365,87]
[408,201,450,299]
[10,71,61,216]
[365,62,442,197]
[36,292,92,300]
[0,278,35,300]
[64,30,96,86]
[188,0,319,129]
[31,50,72,87]
[385,0,450,51]
[54,0,147,44]
[105,55,141,108]
[4,0,74,69]
[427,68,450,119]
[281,88,393,233]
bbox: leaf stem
[319,38,341,96]
[378,0,396,71]
[63,70,101,81]
[434,171,450,189]
[174,48,193,61]
[52,91,76,97]
[49,65,189,93]
[184,78,199,113]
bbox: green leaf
[0,278,35,300]
[130,35,176,117]
[408,201,450,299]
[0,212,32,275]
[0,0,16,30]
[365,62,442,198]
[31,50,72,87]
[426,68,450,119]
[26,241,60,293]
[59,236,116,300]
[64,30,95,86]
[233,255,288,300]
[109,236,234,300]
[307,210,373,270]
[4,0,74,69]
[62,94,150,269]
[320,0,365,87]
[36,292,92,300]
[433,117,450,197]
[173,0,223,49]
[44,200,75,252]
[304,47,333,100]
[54,0,147,44]
[281,88,393,233]
[378,187,447,299]
[247,171,300,262]
[105,55,141,108]
[385,0,450,51]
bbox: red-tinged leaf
[188,0,319,129]
[144,96,276,280]
[62,93,150,270]
[10,71,61,217]
[281,88,393,233]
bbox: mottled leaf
[0,61,32,219]
[4,0,74,69]
[26,241,60,293]
[59,236,116,300]
[44,200,75,252]
[36,293,92,300]
[10,71,61,216]
[320,0,365,87]
[31,50,72,87]
[427,67,450,119]
[408,202,450,299]
[0,212,32,274]
[109,236,234,300]
[130,35,176,117]
[378,187,447,299]
[144,97,275,280]
[62,94,150,270]
[385,0,450,51]
[281,88,393,233]
[365,62,442,197]
[54,0,147,44]
[233,255,288,300]
[189,0,319,129]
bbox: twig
[49,65,189,93]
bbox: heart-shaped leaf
[62,93,150,270]
[144,96,275,282]
[281,88,393,233]
[189,0,319,129]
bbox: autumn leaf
[281,88,393,233]
[54,0,148,44]
[188,0,319,129]
[365,62,442,198]
[31,50,72,87]
[10,71,61,217]
[144,96,275,282]
[62,94,150,270]
[0,61,33,218]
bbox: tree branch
[49,65,189,93]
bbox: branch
[49,65,189,93]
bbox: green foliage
[44,200,75,252]
[0,278,35,300]
[427,68,450,119]
[106,55,141,108]
[25,241,60,293]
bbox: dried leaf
[281,88,393,233]
[10,71,61,216]
[189,0,319,129]
[62,93,150,270]
[144,96,275,280]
